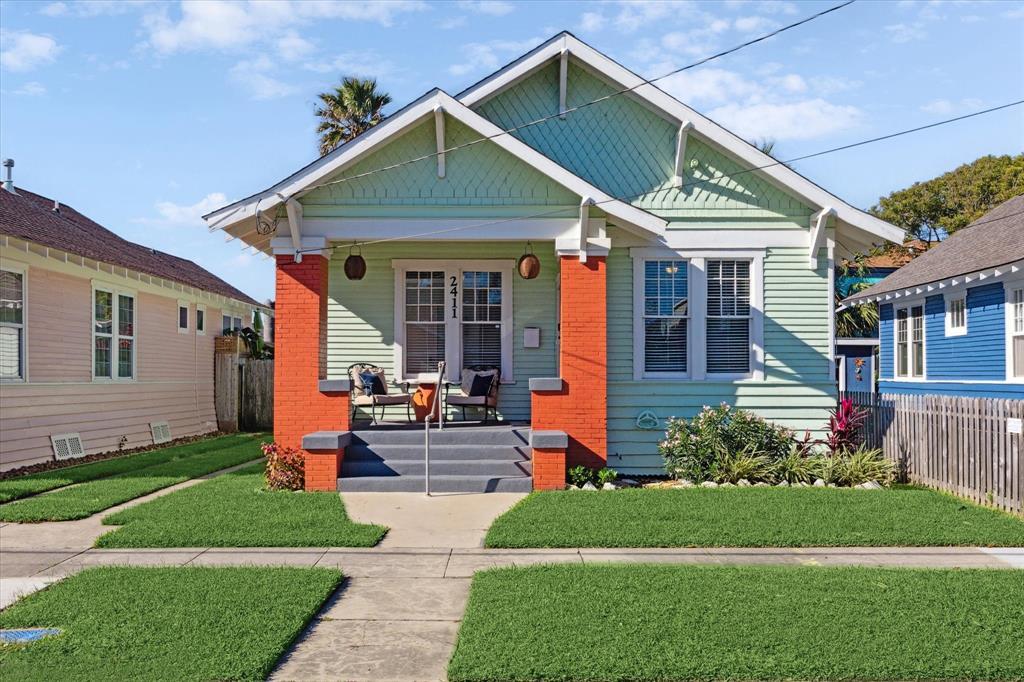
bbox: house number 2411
[450,276,458,319]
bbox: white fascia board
[844,258,1024,308]
[458,33,903,245]
[204,87,665,239]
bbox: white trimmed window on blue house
[895,304,925,379]
[945,294,966,336]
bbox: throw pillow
[468,373,493,397]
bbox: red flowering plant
[824,398,868,455]
[262,442,304,491]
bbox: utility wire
[292,99,1024,253]
[282,0,857,201]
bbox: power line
[285,1,856,201]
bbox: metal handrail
[423,360,446,496]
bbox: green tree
[315,77,392,156]
[870,154,1024,247]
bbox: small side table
[412,382,441,422]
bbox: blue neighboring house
[843,195,1024,399]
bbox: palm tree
[754,137,777,156]
[315,77,392,156]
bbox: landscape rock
[700,481,718,488]
[566,484,580,491]
[676,480,695,488]
[581,482,598,491]
[602,482,617,491]
[796,481,809,488]
[776,480,790,487]
[737,479,751,487]
[813,478,826,487]
[754,482,769,487]
[720,482,736,488]
[860,480,883,490]
[618,478,640,488]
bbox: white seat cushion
[447,394,494,407]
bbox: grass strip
[97,465,388,547]
[0,433,262,503]
[449,564,1024,681]
[484,487,1024,548]
[0,437,265,522]
[0,565,340,681]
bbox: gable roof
[0,187,262,307]
[458,32,903,247]
[843,194,1024,305]
[203,89,667,250]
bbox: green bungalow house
[203,33,901,493]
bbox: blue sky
[2,0,1022,302]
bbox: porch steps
[337,425,533,493]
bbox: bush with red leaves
[262,442,304,491]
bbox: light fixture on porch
[344,243,366,280]
[517,241,540,280]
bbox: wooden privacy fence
[215,356,274,432]
[842,391,1023,514]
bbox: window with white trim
[94,287,135,380]
[706,259,751,375]
[1011,286,1024,378]
[945,295,966,336]
[177,302,189,333]
[641,260,688,374]
[404,270,446,376]
[895,304,924,379]
[222,313,243,334]
[196,305,206,335]
[461,271,503,369]
[0,267,26,381]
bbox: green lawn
[0,566,340,681]
[449,564,1024,681]
[484,487,1024,548]
[0,433,262,503]
[0,435,265,522]
[97,465,387,547]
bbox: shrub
[712,448,772,484]
[596,467,619,487]
[262,442,304,491]
[568,465,595,488]
[772,443,817,484]
[834,446,895,486]
[824,398,868,454]
[660,404,795,482]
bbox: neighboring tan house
[203,33,901,491]
[0,178,271,470]
[844,195,1024,399]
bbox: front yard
[0,566,341,681]
[448,564,1024,681]
[97,465,387,548]
[485,487,1024,548]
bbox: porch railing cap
[530,430,568,449]
[318,379,352,394]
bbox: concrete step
[350,427,529,447]
[344,444,530,462]
[338,474,533,493]
[341,458,532,478]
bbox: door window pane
[405,271,446,375]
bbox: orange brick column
[531,255,607,470]
[274,254,350,491]
[532,448,567,490]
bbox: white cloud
[41,0,149,16]
[439,16,468,30]
[920,97,983,115]
[659,67,762,107]
[303,52,398,79]
[136,193,229,226]
[448,37,542,77]
[10,81,46,96]
[580,11,606,32]
[229,56,297,100]
[708,99,863,141]
[276,31,314,62]
[456,1,515,16]
[0,30,62,72]
[614,0,688,32]
[884,22,927,43]
[734,15,776,33]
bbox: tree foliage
[315,77,392,156]
[870,154,1024,245]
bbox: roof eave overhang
[843,258,1024,307]
[459,32,903,246]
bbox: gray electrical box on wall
[523,327,541,348]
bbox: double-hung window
[706,259,752,375]
[461,271,503,369]
[945,295,966,336]
[641,260,688,375]
[94,287,135,380]
[404,270,446,376]
[178,302,190,333]
[1011,286,1024,379]
[196,305,206,335]
[0,266,26,381]
[895,304,924,379]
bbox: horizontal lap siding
[925,283,1005,380]
[607,246,834,474]
[878,381,1024,399]
[326,242,557,421]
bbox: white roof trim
[458,32,903,245]
[204,88,666,238]
[844,260,1024,307]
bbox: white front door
[394,260,513,383]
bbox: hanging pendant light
[517,241,540,280]
[344,243,366,280]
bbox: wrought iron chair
[443,364,501,423]
[347,363,413,424]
